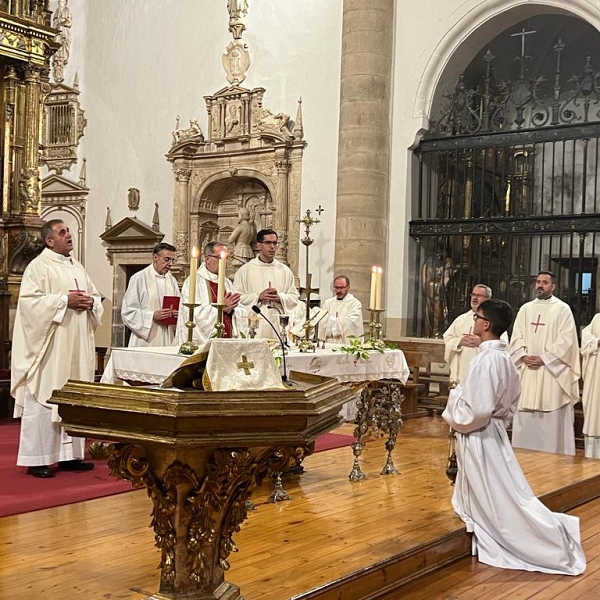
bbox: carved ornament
[222,40,251,86]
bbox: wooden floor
[2,417,600,600]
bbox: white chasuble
[175,263,247,346]
[443,311,508,386]
[322,294,364,343]
[121,265,180,347]
[234,257,299,340]
[443,340,585,575]
[11,248,103,422]
[581,313,600,457]
[508,296,580,455]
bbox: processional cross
[297,206,323,352]
[236,354,255,375]
[530,314,545,333]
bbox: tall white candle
[369,266,377,309]
[217,250,226,305]
[375,267,383,310]
[189,246,199,304]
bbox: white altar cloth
[101,345,409,388]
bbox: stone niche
[100,217,164,347]
[166,84,306,278]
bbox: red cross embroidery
[530,314,545,333]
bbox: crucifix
[530,314,545,333]
[236,354,254,375]
[511,27,536,76]
[297,207,323,352]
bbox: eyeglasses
[473,313,490,322]
[333,286,349,290]
[259,240,278,246]
[205,254,229,260]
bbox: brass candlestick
[368,308,385,342]
[211,302,227,338]
[179,302,199,355]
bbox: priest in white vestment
[443,284,509,387]
[321,275,364,343]
[121,242,180,347]
[581,313,600,458]
[443,299,585,575]
[11,220,103,478]
[175,241,246,345]
[233,228,299,340]
[509,271,580,455]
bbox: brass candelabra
[179,302,199,355]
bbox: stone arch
[413,0,600,126]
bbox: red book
[160,295,180,326]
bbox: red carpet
[0,420,354,518]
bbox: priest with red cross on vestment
[508,271,581,455]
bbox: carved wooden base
[91,442,301,600]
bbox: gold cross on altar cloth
[530,314,545,333]
[236,354,255,375]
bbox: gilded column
[21,64,43,215]
[334,0,394,311]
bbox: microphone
[251,305,289,383]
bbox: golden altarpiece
[0,2,57,301]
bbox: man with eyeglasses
[122,242,181,347]
[509,270,580,455]
[442,299,585,575]
[175,241,246,346]
[234,228,299,339]
[443,284,507,387]
[321,275,363,343]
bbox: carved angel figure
[258,108,290,132]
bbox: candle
[217,250,226,305]
[375,267,383,310]
[369,266,377,309]
[189,246,198,304]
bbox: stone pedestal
[50,372,351,600]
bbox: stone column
[334,0,394,316]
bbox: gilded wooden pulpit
[49,372,351,600]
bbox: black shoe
[57,459,95,472]
[27,466,54,478]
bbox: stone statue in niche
[172,116,204,145]
[228,207,256,263]
[225,104,241,135]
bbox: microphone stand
[251,305,289,384]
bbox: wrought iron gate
[410,28,600,337]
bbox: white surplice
[508,296,580,455]
[442,340,586,575]
[443,310,509,386]
[175,263,247,346]
[11,248,103,466]
[322,294,364,343]
[121,265,180,347]
[581,313,600,458]
[233,257,299,340]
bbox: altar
[101,344,411,480]
[101,344,410,388]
